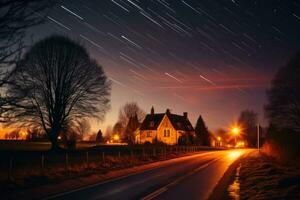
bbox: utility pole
[257,123,260,150]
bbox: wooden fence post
[41,154,45,174]
[65,153,69,172]
[131,150,133,159]
[102,152,105,164]
[86,151,89,168]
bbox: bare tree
[118,102,145,127]
[117,102,145,140]
[0,0,54,119]
[5,35,111,150]
[113,121,124,137]
[238,109,258,147]
[124,114,140,145]
[104,125,113,141]
[75,119,91,141]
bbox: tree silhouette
[124,114,140,145]
[117,102,145,140]
[0,0,54,120]
[6,35,111,150]
[194,115,210,146]
[113,122,124,139]
[265,52,300,134]
[238,109,258,147]
[76,119,91,141]
[96,129,103,143]
[118,102,145,126]
[104,125,113,141]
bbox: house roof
[140,113,194,132]
[140,113,165,130]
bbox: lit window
[147,131,151,137]
[164,129,170,137]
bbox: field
[0,140,97,151]
[0,140,223,181]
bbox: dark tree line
[266,52,300,134]
[263,52,300,160]
[238,109,258,147]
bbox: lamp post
[231,126,240,147]
[257,123,260,150]
[217,137,221,147]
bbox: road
[46,149,250,200]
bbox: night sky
[27,0,300,133]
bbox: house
[135,107,195,145]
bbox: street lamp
[231,126,240,147]
[113,134,119,141]
[257,123,260,150]
[232,127,240,135]
[217,137,221,147]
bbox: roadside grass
[239,151,300,199]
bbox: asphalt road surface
[46,149,250,200]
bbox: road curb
[208,150,252,200]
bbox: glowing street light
[232,127,240,135]
[231,125,241,147]
[217,136,222,147]
[113,134,119,141]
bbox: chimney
[151,106,154,115]
[183,112,188,119]
[166,108,171,115]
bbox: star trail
[28,0,300,132]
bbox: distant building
[135,107,195,145]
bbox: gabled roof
[140,112,194,132]
[167,114,194,131]
[140,113,165,130]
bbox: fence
[0,145,223,182]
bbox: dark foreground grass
[239,151,300,200]
[0,140,96,151]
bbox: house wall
[139,130,157,144]
[156,115,179,145]
[137,115,188,145]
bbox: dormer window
[149,121,154,127]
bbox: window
[149,121,154,127]
[164,129,170,137]
[147,131,151,137]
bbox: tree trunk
[48,131,61,151]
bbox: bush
[263,131,300,163]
